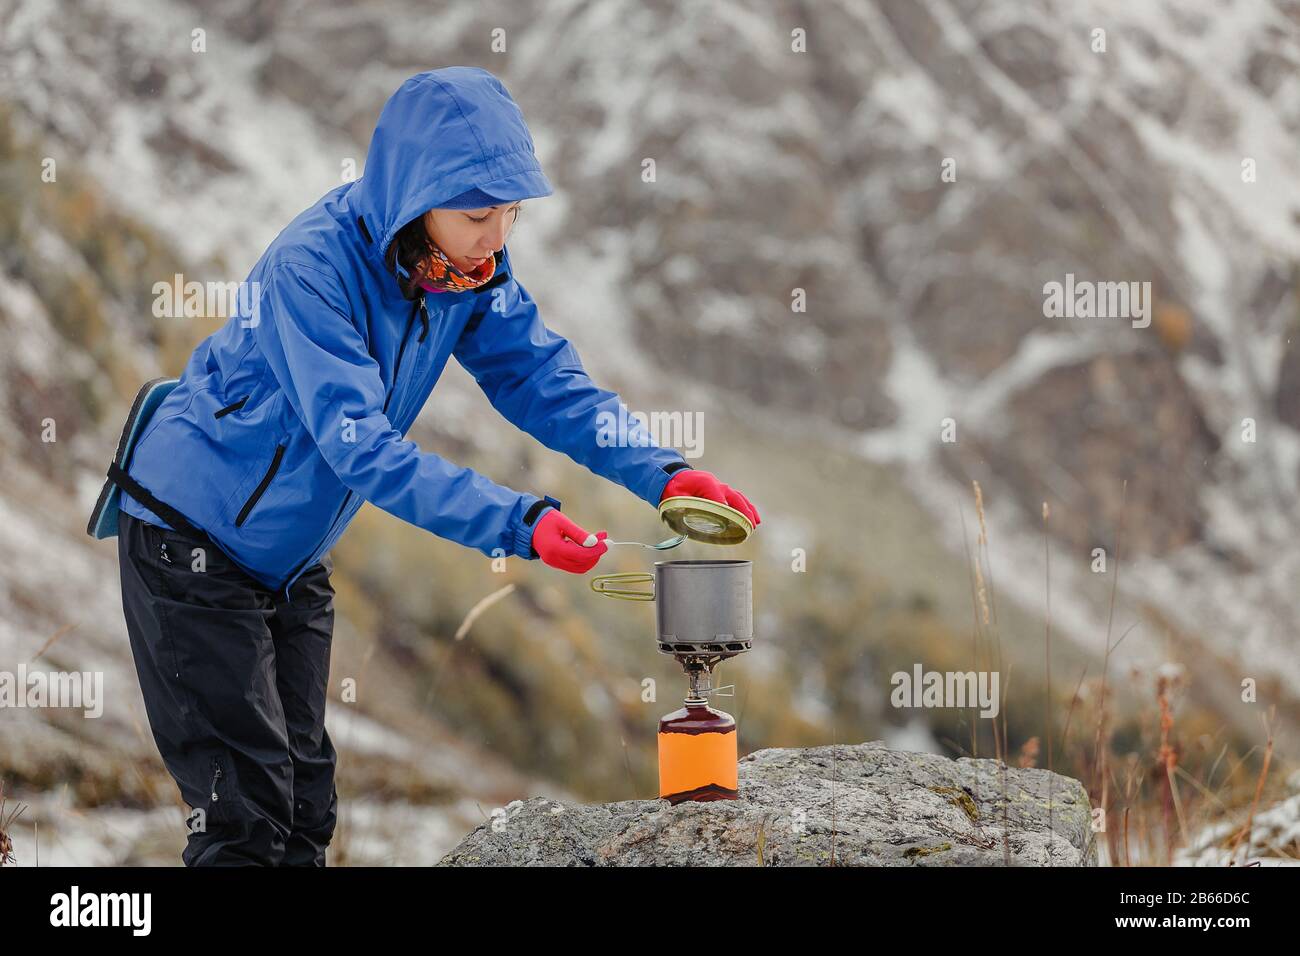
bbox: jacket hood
[352,67,554,264]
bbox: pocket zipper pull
[417,297,430,342]
[210,764,223,802]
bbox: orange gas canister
[657,697,738,804]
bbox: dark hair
[385,213,438,301]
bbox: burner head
[658,638,752,659]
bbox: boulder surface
[438,741,1097,866]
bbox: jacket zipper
[389,298,429,425]
[235,442,286,527]
[416,295,429,342]
[384,298,425,415]
[279,297,427,604]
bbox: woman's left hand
[659,469,761,527]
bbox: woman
[113,66,760,866]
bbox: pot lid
[658,495,753,546]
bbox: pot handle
[590,572,655,602]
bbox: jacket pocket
[234,443,286,527]
[214,395,249,419]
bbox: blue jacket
[120,67,688,603]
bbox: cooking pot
[590,559,753,658]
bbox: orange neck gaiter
[416,242,497,294]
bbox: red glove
[531,509,608,573]
[659,469,761,527]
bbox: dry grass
[0,778,29,866]
[958,480,1291,866]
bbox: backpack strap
[105,462,211,544]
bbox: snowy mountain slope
[506,0,1300,708]
[2,0,1299,805]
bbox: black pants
[117,510,339,866]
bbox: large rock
[438,742,1096,866]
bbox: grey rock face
[438,741,1096,866]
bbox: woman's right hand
[531,509,608,573]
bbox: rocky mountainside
[1,0,1298,865]
[7,0,1297,698]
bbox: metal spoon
[582,533,687,550]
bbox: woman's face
[422,203,521,273]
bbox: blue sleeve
[253,261,543,559]
[453,253,689,507]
